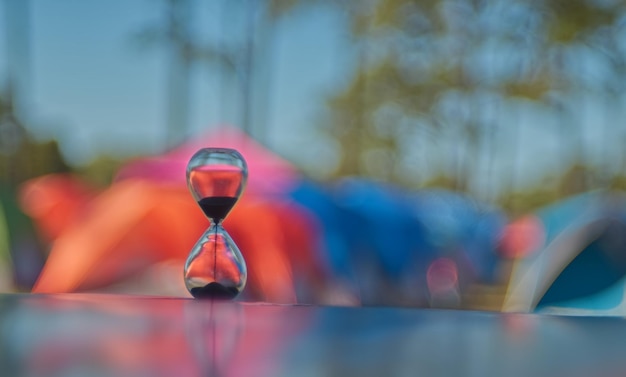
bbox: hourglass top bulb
[186,148,248,223]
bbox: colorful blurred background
[3,0,626,314]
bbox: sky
[1,0,349,175]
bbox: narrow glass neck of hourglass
[207,222,223,231]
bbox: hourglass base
[190,282,240,300]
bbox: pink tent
[116,127,299,198]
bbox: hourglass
[184,148,248,299]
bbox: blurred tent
[25,127,324,303]
[21,126,508,307]
[411,189,506,285]
[290,178,429,305]
[503,191,626,315]
[289,179,506,307]
[406,189,506,307]
[117,126,299,198]
[19,174,95,244]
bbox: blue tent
[289,179,506,306]
[504,191,626,314]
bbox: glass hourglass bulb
[184,148,248,299]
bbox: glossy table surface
[1,294,626,377]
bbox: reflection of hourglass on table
[184,148,248,299]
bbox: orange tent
[24,128,327,302]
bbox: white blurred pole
[3,0,32,118]
[165,0,192,149]
[241,0,256,137]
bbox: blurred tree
[75,156,124,188]
[133,0,281,145]
[132,0,194,148]
[542,0,626,191]
[322,0,557,196]
[0,90,69,290]
[298,0,626,207]
[0,91,68,186]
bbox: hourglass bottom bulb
[184,224,247,300]
[190,282,239,300]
